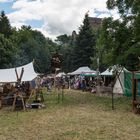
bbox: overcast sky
[0,0,119,39]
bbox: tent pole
[132,71,135,111]
[115,67,124,93]
[13,68,25,111]
[111,82,114,110]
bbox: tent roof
[56,72,66,77]
[101,68,113,76]
[69,66,96,75]
[80,72,97,77]
[0,62,37,83]
[101,66,129,76]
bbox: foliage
[55,34,76,72]
[0,33,16,68]
[90,27,106,71]
[55,34,71,45]
[0,11,59,73]
[0,8,140,73]
[15,26,53,73]
[98,0,140,71]
[0,11,12,38]
[73,13,95,69]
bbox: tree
[0,11,12,38]
[55,34,71,46]
[14,26,53,73]
[55,34,75,72]
[0,11,58,73]
[98,0,140,71]
[91,27,106,71]
[73,13,95,69]
[0,33,16,68]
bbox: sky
[0,0,119,39]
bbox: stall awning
[0,62,37,83]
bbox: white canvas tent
[101,68,113,76]
[0,62,38,83]
[113,73,124,94]
[80,71,97,77]
[69,66,95,75]
[56,72,66,77]
[113,68,129,94]
[101,67,129,94]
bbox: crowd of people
[40,75,105,93]
[69,76,99,93]
[0,73,113,109]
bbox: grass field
[0,89,140,140]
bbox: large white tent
[56,72,66,77]
[101,66,130,94]
[101,68,113,76]
[113,68,129,94]
[69,66,96,75]
[113,73,124,94]
[0,62,37,83]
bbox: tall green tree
[91,27,106,71]
[0,11,58,73]
[14,25,58,73]
[0,11,12,38]
[0,33,15,68]
[0,11,16,68]
[98,0,140,71]
[56,34,71,46]
[55,34,75,72]
[73,13,95,69]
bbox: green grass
[0,89,140,140]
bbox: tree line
[0,0,140,74]
[56,0,140,72]
[0,11,57,73]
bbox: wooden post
[12,94,16,111]
[54,68,57,89]
[57,90,60,103]
[96,68,101,95]
[0,95,2,109]
[13,67,25,111]
[62,86,64,101]
[12,92,25,111]
[26,89,36,104]
[21,94,25,111]
[111,82,114,110]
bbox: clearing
[0,89,140,140]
